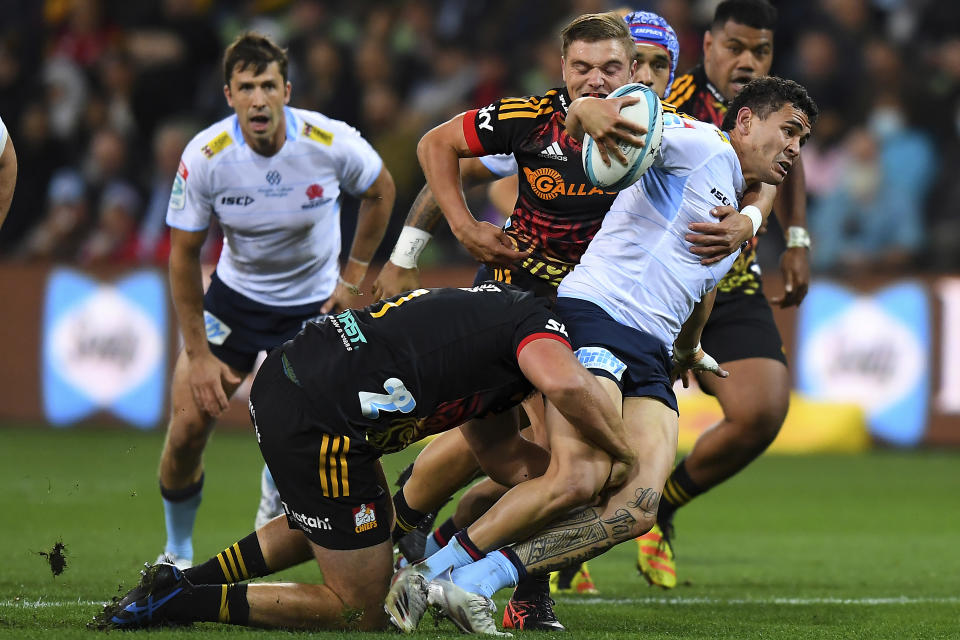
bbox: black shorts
[249,350,391,550]
[473,264,558,302]
[202,272,329,373]
[701,290,787,366]
[554,297,677,412]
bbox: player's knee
[164,417,211,458]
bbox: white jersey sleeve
[479,153,518,178]
[165,122,221,232]
[322,118,383,196]
[0,115,8,154]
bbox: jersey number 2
[359,378,417,419]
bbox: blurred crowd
[0,0,957,275]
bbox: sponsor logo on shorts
[282,501,333,533]
[575,346,626,381]
[353,503,378,533]
[203,311,231,345]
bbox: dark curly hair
[721,76,819,131]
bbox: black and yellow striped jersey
[462,87,619,287]
[278,283,571,454]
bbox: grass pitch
[1,426,958,639]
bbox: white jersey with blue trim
[558,115,745,349]
[166,107,383,306]
[0,115,7,153]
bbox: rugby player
[378,10,773,630]
[156,32,395,569]
[635,0,814,589]
[394,76,817,635]
[0,114,17,228]
[93,282,631,631]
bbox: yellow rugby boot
[549,561,599,595]
[635,523,676,589]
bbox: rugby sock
[160,474,203,561]
[425,517,459,557]
[391,489,426,543]
[164,583,249,625]
[185,531,269,585]
[421,529,483,581]
[659,458,704,523]
[510,573,549,600]
[451,548,526,599]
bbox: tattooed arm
[510,485,662,575]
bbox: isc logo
[220,195,255,206]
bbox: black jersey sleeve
[462,93,554,158]
[511,298,572,361]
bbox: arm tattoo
[510,487,661,575]
[403,185,445,232]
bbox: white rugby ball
[582,83,664,191]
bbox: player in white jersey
[157,33,396,569]
[0,114,17,230]
[387,76,816,634]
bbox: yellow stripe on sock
[218,585,230,623]
[224,547,240,583]
[232,543,248,580]
[217,553,234,583]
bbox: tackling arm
[771,157,811,308]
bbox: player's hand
[371,261,421,301]
[321,280,362,315]
[188,352,241,417]
[454,219,531,267]
[670,346,728,388]
[771,247,810,308]
[686,205,753,265]
[578,96,648,166]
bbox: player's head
[623,10,678,100]
[223,32,292,153]
[724,76,817,186]
[560,12,638,100]
[703,0,776,102]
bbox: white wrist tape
[389,226,432,269]
[739,205,762,236]
[786,226,811,249]
[673,342,701,361]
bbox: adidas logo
[538,142,567,161]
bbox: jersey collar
[230,106,299,148]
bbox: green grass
[1,426,958,639]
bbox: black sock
[432,517,459,547]
[159,474,204,502]
[185,531,269,585]
[499,548,529,584]
[392,489,426,542]
[165,583,249,625]
[659,457,704,525]
[511,570,545,599]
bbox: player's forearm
[0,138,17,227]
[564,98,590,141]
[551,374,632,464]
[675,288,716,352]
[416,130,476,237]
[168,245,210,358]
[344,185,395,286]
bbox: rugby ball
[582,83,664,191]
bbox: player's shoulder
[291,107,366,149]
[665,65,704,110]
[183,114,240,164]
[660,114,735,171]
[489,87,567,120]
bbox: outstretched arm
[321,166,396,313]
[371,157,502,300]
[771,157,810,308]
